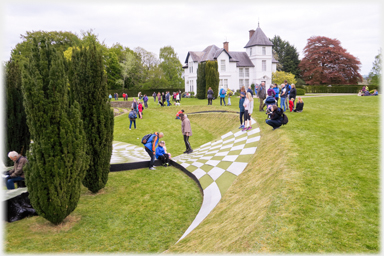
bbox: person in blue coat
[155,141,170,166]
[273,84,280,107]
[219,86,227,106]
[144,132,164,170]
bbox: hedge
[108,88,185,97]
[296,88,305,95]
[305,85,379,93]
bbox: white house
[183,24,278,95]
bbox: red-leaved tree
[299,36,362,85]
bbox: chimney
[223,41,229,52]
[249,29,255,39]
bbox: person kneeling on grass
[265,105,283,130]
[156,141,171,167]
[176,109,184,119]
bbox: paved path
[110,118,260,242]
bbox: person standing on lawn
[273,83,280,107]
[143,94,148,109]
[207,87,214,105]
[227,88,233,105]
[138,101,143,119]
[290,84,297,105]
[219,86,226,106]
[153,92,157,102]
[128,107,137,130]
[144,132,164,170]
[239,86,246,129]
[280,83,287,112]
[242,92,254,131]
[257,82,266,111]
[179,113,193,154]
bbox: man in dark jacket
[265,106,283,130]
[247,86,254,97]
[257,82,266,111]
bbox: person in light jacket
[179,113,193,154]
[242,92,254,131]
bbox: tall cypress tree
[69,42,114,194]
[21,38,88,225]
[205,61,219,98]
[5,60,30,166]
[196,62,206,99]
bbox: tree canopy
[272,71,297,86]
[368,48,381,86]
[298,36,362,85]
[270,35,300,77]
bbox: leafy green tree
[272,71,297,85]
[196,62,206,99]
[21,38,88,224]
[5,60,30,166]
[11,31,81,65]
[119,51,136,89]
[141,65,168,89]
[270,35,301,77]
[69,42,114,194]
[106,51,123,89]
[205,61,219,97]
[368,49,381,86]
[159,46,184,89]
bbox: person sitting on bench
[5,151,28,190]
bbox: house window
[262,60,266,71]
[239,79,244,89]
[239,68,244,78]
[221,60,226,72]
[262,47,266,55]
[245,79,249,88]
[224,79,228,90]
[189,62,193,73]
[245,68,249,77]
[250,48,252,56]
[190,80,194,92]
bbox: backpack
[141,133,158,145]
[282,113,289,125]
[128,111,136,119]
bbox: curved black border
[110,160,204,196]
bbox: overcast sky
[1,0,382,76]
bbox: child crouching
[155,141,171,167]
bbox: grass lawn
[5,166,202,253]
[167,95,380,253]
[5,95,380,253]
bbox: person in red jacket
[175,109,184,119]
[138,101,143,119]
[289,98,294,112]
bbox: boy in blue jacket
[156,141,170,167]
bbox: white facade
[183,27,277,95]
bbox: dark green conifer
[5,60,30,166]
[196,62,206,99]
[205,61,219,97]
[69,42,114,193]
[21,38,88,225]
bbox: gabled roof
[244,26,273,48]
[228,52,254,67]
[272,55,279,63]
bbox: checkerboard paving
[108,118,260,242]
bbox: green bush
[305,85,380,93]
[296,88,305,95]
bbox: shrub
[296,88,306,95]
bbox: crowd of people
[358,86,378,96]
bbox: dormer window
[221,60,226,72]
[189,62,193,73]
